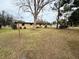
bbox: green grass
[0,27,12,33]
[0,28,79,59]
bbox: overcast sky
[0,0,58,22]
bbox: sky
[0,0,58,23]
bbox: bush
[59,24,68,29]
[24,27,26,29]
[11,24,17,29]
[0,25,2,29]
[20,27,22,29]
[44,24,47,28]
[36,26,40,28]
[22,23,25,26]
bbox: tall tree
[50,0,62,28]
[17,0,54,28]
[51,0,75,28]
[68,8,79,26]
[64,0,79,26]
[73,0,79,7]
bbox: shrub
[24,27,26,29]
[59,24,68,29]
[20,27,22,29]
[0,25,2,29]
[22,23,25,26]
[11,24,17,29]
[44,24,47,28]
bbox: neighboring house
[12,21,52,29]
[14,22,33,29]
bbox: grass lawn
[0,28,79,59]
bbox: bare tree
[16,0,54,28]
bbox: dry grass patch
[0,28,79,59]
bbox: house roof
[14,21,33,25]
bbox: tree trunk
[56,9,60,29]
[33,15,37,29]
[56,17,59,29]
[33,0,37,29]
[56,1,60,29]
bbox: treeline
[0,11,14,28]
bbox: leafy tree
[68,8,79,26]
[74,0,79,7]
[51,0,75,28]
[50,0,66,28]
[66,0,79,26]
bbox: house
[14,21,34,29]
[12,21,52,29]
